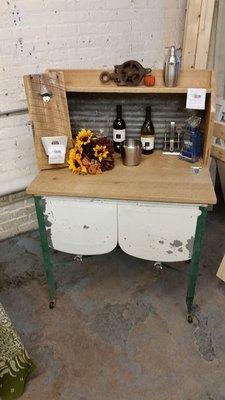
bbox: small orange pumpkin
[144,74,155,87]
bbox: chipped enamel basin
[41,197,117,255]
[41,197,201,261]
[118,202,201,262]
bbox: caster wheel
[185,259,191,264]
[154,262,163,270]
[187,314,193,323]
[49,300,55,309]
[74,255,83,263]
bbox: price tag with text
[49,144,66,164]
[186,88,206,110]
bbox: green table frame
[34,195,208,323]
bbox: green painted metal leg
[34,196,56,308]
[186,206,208,323]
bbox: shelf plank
[27,151,216,205]
[49,69,212,94]
[65,86,211,94]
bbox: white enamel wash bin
[42,196,201,262]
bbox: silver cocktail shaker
[163,46,181,87]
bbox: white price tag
[186,88,206,110]
[49,144,66,164]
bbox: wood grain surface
[49,69,212,93]
[214,121,225,140]
[211,144,225,163]
[195,0,215,69]
[182,0,215,70]
[182,0,202,69]
[27,151,216,205]
[211,119,225,163]
[23,71,72,170]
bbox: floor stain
[92,284,156,346]
[193,306,215,362]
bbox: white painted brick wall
[0,0,186,238]
[1,0,186,111]
[0,192,37,241]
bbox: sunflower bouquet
[68,129,114,175]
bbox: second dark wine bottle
[141,106,155,154]
[113,104,126,153]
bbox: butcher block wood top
[27,152,216,205]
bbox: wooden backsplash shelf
[24,69,215,169]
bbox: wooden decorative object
[23,71,72,171]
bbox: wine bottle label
[141,136,154,150]
[113,129,126,142]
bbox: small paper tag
[49,144,66,164]
[186,88,206,110]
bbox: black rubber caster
[187,314,193,323]
[49,300,56,309]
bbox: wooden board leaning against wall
[23,71,72,170]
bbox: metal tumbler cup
[121,139,142,166]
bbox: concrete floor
[0,201,225,400]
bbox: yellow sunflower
[72,139,83,152]
[68,146,82,163]
[68,151,87,174]
[93,144,109,162]
[76,129,93,145]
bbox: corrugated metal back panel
[67,93,190,149]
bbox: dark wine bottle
[113,104,126,153]
[141,106,155,154]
